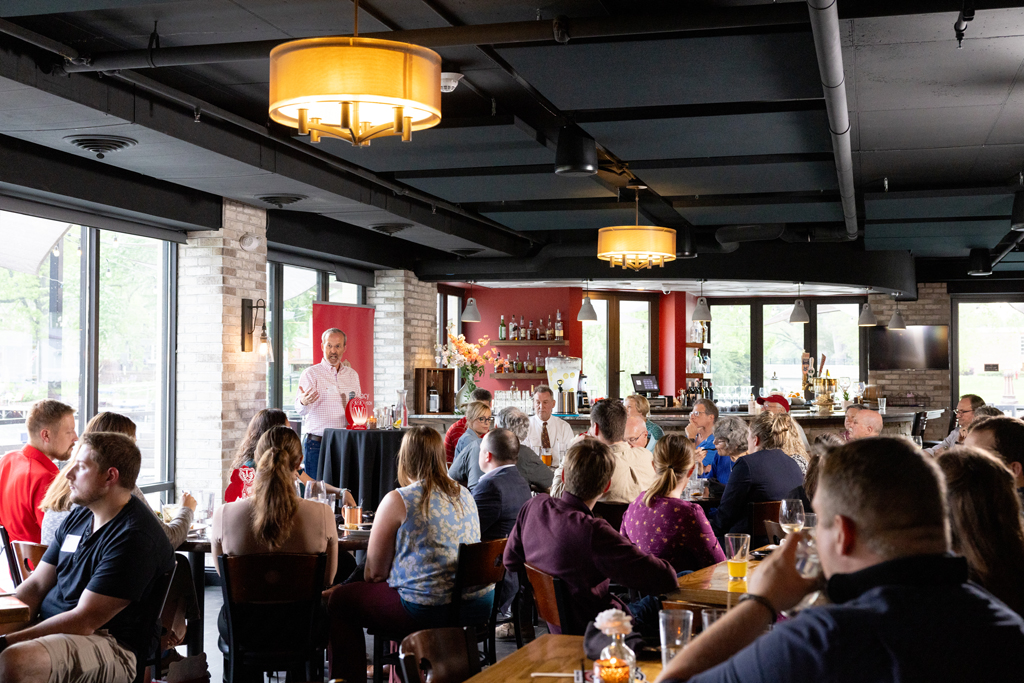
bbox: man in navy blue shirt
[0,432,175,683]
[656,437,1024,683]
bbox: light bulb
[52,246,60,257]
[258,339,269,356]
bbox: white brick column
[175,199,268,495]
[367,270,437,410]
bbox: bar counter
[411,405,947,441]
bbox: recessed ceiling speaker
[554,126,598,176]
[968,247,993,276]
[257,194,306,208]
[64,135,137,159]
[1012,191,1024,231]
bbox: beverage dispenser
[545,355,582,414]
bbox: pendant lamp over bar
[888,302,906,330]
[691,280,712,322]
[461,282,480,323]
[268,1,441,147]
[578,280,598,321]
[789,283,810,324]
[857,303,877,326]
[597,184,676,271]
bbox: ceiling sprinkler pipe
[806,0,857,239]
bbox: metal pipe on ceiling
[57,4,809,73]
[806,0,858,239]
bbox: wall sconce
[242,298,273,357]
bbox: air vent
[64,135,138,159]
[452,248,483,258]
[257,194,306,208]
[370,223,412,236]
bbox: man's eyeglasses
[691,410,707,417]
[626,432,649,445]
[955,409,974,417]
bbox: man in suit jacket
[474,428,533,628]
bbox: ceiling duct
[257,194,306,208]
[64,135,137,159]
[370,223,412,236]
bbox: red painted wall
[658,292,692,398]
[459,286,585,394]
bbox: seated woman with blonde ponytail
[621,433,725,573]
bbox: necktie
[541,421,551,450]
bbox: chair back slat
[523,563,580,634]
[221,553,322,604]
[451,539,506,624]
[750,501,782,540]
[398,627,481,683]
[0,525,20,589]
[12,542,47,583]
[763,521,787,545]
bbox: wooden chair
[661,600,719,636]
[11,542,47,584]
[217,553,328,683]
[144,554,201,679]
[0,525,21,589]
[451,539,508,664]
[130,566,176,683]
[398,627,481,683]
[763,521,787,545]
[592,502,629,532]
[749,501,781,545]
[523,564,582,635]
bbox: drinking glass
[878,397,887,414]
[304,480,326,501]
[779,499,805,535]
[802,513,817,529]
[659,610,692,667]
[343,505,363,527]
[326,493,337,511]
[701,608,727,631]
[724,533,750,580]
[794,529,821,578]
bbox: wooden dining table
[0,594,31,636]
[463,634,662,683]
[665,555,765,607]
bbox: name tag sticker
[61,534,81,553]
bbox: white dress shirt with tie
[524,414,575,466]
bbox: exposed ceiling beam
[566,98,825,123]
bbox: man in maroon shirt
[444,388,492,465]
[504,439,677,633]
[0,401,77,543]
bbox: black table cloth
[318,428,407,511]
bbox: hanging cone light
[857,303,877,326]
[888,304,906,330]
[789,283,810,324]
[578,280,598,321]
[691,280,712,322]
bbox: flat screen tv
[868,325,949,371]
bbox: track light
[555,126,598,176]
[968,248,992,276]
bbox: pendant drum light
[789,283,810,324]
[597,184,676,271]
[269,1,441,147]
[578,280,598,321]
[691,280,712,322]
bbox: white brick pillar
[175,199,268,495]
[367,270,438,410]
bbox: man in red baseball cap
[756,394,791,414]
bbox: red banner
[311,303,375,397]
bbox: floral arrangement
[436,324,509,405]
[594,608,633,635]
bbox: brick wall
[175,199,268,495]
[367,270,437,410]
[867,282,952,440]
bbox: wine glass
[779,499,805,536]
[839,376,851,393]
[304,479,326,501]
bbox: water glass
[794,530,821,578]
[802,513,817,529]
[659,610,692,667]
[878,397,887,414]
[724,533,750,580]
[305,479,326,501]
[326,493,337,511]
[779,499,805,535]
[701,608,727,631]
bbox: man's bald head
[849,409,883,440]
[625,415,649,449]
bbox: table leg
[186,550,205,657]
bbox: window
[581,299,609,400]
[281,265,318,408]
[98,232,172,484]
[0,220,84,452]
[709,304,751,402]
[328,280,360,304]
[763,304,805,394]
[619,300,650,388]
[817,303,860,385]
[955,300,1024,414]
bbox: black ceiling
[1,0,1024,288]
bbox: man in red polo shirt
[0,400,77,542]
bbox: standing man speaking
[295,328,361,477]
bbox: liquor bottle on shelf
[525,352,535,373]
[538,350,547,372]
[498,315,507,341]
[555,309,564,340]
[546,315,554,341]
[510,314,519,341]
[515,352,522,373]
[707,380,714,401]
[519,315,526,341]
[528,319,535,340]
[495,351,503,373]
[691,348,701,374]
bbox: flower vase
[456,371,477,413]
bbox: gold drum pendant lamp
[597,183,676,271]
[268,2,441,146]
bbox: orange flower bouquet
[436,324,509,409]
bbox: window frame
[583,291,660,399]
[950,293,1024,413]
[707,296,868,397]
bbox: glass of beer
[540,447,553,467]
[725,533,750,580]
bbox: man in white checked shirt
[295,328,362,477]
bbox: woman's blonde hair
[40,461,75,512]
[627,394,651,418]
[397,426,463,519]
[465,401,491,426]
[643,433,696,507]
[250,426,303,548]
[749,411,805,458]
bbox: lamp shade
[577,296,598,321]
[789,299,810,324]
[691,296,712,322]
[269,37,441,146]
[461,297,481,323]
[888,308,906,330]
[597,226,677,271]
[258,326,274,359]
[857,303,877,326]
[968,247,992,276]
